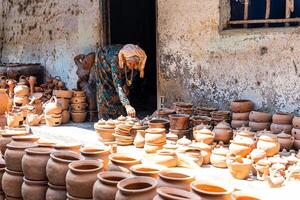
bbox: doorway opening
[106,0,157,117]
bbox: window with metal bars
[229,0,300,29]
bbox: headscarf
[118,44,147,78]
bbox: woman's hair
[118,44,147,78]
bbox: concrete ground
[30,123,299,200]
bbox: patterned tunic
[91,45,133,120]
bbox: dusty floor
[30,123,299,200]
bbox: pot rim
[130,164,166,175]
[23,177,48,185]
[157,187,201,200]
[5,168,23,176]
[6,142,38,150]
[50,150,84,163]
[168,114,190,119]
[231,99,251,103]
[25,147,54,155]
[117,176,157,194]
[159,168,195,181]
[109,153,141,164]
[54,143,81,149]
[191,180,233,195]
[80,146,110,155]
[48,182,66,190]
[12,135,40,141]
[97,171,131,185]
[68,160,103,173]
[149,118,170,124]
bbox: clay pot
[293,116,300,128]
[2,169,24,198]
[0,76,7,89]
[0,162,5,191]
[169,129,191,139]
[294,139,300,150]
[72,90,85,97]
[229,139,252,158]
[26,114,42,126]
[94,124,115,142]
[148,119,170,129]
[46,151,84,186]
[80,146,110,169]
[176,136,192,146]
[168,114,190,130]
[22,178,48,200]
[191,180,233,200]
[144,144,164,154]
[0,89,9,115]
[232,112,250,121]
[134,130,145,148]
[272,112,293,124]
[70,103,87,112]
[93,171,131,200]
[194,128,215,144]
[71,112,87,123]
[14,95,30,106]
[180,147,204,167]
[130,164,166,178]
[14,84,29,96]
[227,156,253,180]
[230,100,253,113]
[210,144,229,168]
[0,132,27,155]
[249,121,271,131]
[189,142,212,165]
[257,134,280,157]
[46,183,67,200]
[11,135,39,146]
[62,110,70,124]
[231,120,249,129]
[116,176,157,200]
[54,143,81,152]
[154,187,201,200]
[71,96,86,104]
[213,121,233,144]
[249,111,272,122]
[66,160,103,198]
[157,168,195,191]
[154,150,178,167]
[108,153,141,173]
[5,142,38,172]
[57,98,70,110]
[249,149,266,163]
[292,128,300,140]
[145,128,166,145]
[6,112,24,128]
[44,96,63,115]
[277,132,295,151]
[22,147,53,181]
[270,123,293,134]
[53,90,73,99]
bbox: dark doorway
[108,0,157,117]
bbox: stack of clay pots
[173,102,193,115]
[114,122,134,145]
[144,128,166,153]
[249,111,272,131]
[44,96,63,127]
[194,107,217,116]
[0,88,9,128]
[13,76,30,107]
[193,127,215,145]
[70,90,87,123]
[156,108,175,119]
[169,114,191,139]
[210,111,230,126]
[292,116,300,150]
[230,100,254,129]
[94,119,117,143]
[53,90,73,124]
[271,112,293,134]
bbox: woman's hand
[125,105,136,118]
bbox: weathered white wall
[157,0,300,113]
[1,0,101,88]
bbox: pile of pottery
[114,122,134,145]
[231,99,254,129]
[144,128,166,153]
[44,96,63,126]
[169,114,191,139]
[156,108,175,119]
[210,110,230,126]
[53,90,73,124]
[212,121,233,144]
[13,76,31,107]
[173,102,193,115]
[249,111,272,131]
[194,107,217,116]
[271,112,293,134]
[292,116,300,150]
[70,90,87,123]
[193,127,215,145]
[94,119,117,143]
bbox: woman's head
[118,44,147,78]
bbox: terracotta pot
[6,112,24,128]
[154,150,178,167]
[194,128,215,145]
[71,96,86,104]
[293,116,300,128]
[70,103,87,112]
[53,90,73,99]
[133,130,145,148]
[61,110,70,124]
[72,90,85,97]
[229,139,252,158]
[14,84,29,96]
[22,147,53,181]
[5,142,38,172]
[144,144,164,154]
[272,112,293,124]
[277,132,295,151]
[249,111,272,122]
[292,128,300,140]
[11,135,39,145]
[168,114,190,130]
[116,176,157,200]
[26,114,41,126]
[189,142,212,165]
[231,120,249,129]
[66,160,103,199]
[129,164,166,178]
[226,156,253,180]
[0,162,6,191]
[210,145,229,168]
[57,98,70,110]
[93,171,131,200]
[249,149,266,163]
[231,112,249,121]
[213,121,233,144]
[22,178,48,200]
[249,121,271,131]
[2,168,24,198]
[46,183,67,200]
[0,132,27,155]
[157,168,195,191]
[154,187,201,200]
[54,143,81,152]
[257,134,280,157]
[176,136,192,146]
[148,119,170,129]
[71,112,87,123]
[145,129,166,145]
[270,123,293,134]
[46,151,84,186]
[230,100,253,113]
[169,129,191,139]
[44,96,63,115]
[180,148,204,167]
[80,146,110,169]
[108,153,141,173]
[191,180,233,200]
[94,124,115,142]
[0,89,9,115]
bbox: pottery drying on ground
[169,114,190,130]
[257,134,280,157]
[233,191,260,200]
[22,178,48,200]
[230,100,253,113]
[145,128,166,145]
[108,153,141,173]
[26,114,42,126]
[272,112,293,124]
[194,128,215,144]
[6,112,24,128]
[71,111,87,123]
[213,121,233,144]
[253,158,271,181]
[176,136,192,146]
[153,150,178,167]
[229,137,252,158]
[53,90,73,99]
[2,168,24,198]
[14,84,30,96]
[292,128,300,140]
[267,169,285,188]
[129,164,166,179]
[227,155,253,180]
[44,96,63,115]
[80,146,110,169]
[94,121,116,142]
[189,142,212,165]
[154,187,201,200]
[0,89,9,115]
[249,148,266,163]
[210,144,229,168]
[277,132,295,151]
[93,171,131,200]
[46,183,67,200]
[249,121,271,131]
[178,147,204,167]
[61,110,70,124]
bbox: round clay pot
[71,96,86,104]
[66,160,103,199]
[22,178,48,200]
[94,124,115,142]
[230,100,253,113]
[70,103,87,112]
[0,89,9,115]
[191,180,233,200]
[293,116,300,128]
[130,164,166,179]
[61,110,70,124]
[72,90,85,97]
[93,171,131,200]
[231,120,249,129]
[249,111,272,122]
[44,96,63,115]
[57,98,70,110]
[169,129,191,139]
[213,121,233,144]
[54,143,81,152]
[134,130,145,148]
[249,121,271,131]
[5,142,38,172]
[0,162,5,191]
[80,146,110,169]
[14,84,29,96]
[272,112,293,124]
[0,132,27,155]
[46,151,84,186]
[294,139,300,150]
[2,168,24,198]
[154,187,201,200]
[226,156,253,180]
[6,112,24,128]
[11,135,39,146]
[108,153,141,173]
[66,193,92,200]
[45,115,62,127]
[256,134,280,157]
[53,90,73,99]
[210,145,229,168]
[292,128,300,140]
[145,129,166,145]
[46,183,67,200]
[144,144,164,154]
[194,128,215,145]
[71,112,87,123]
[277,132,295,151]
[232,112,250,121]
[154,150,178,167]
[189,143,212,165]
[168,114,190,130]
[229,139,252,158]
[270,123,293,134]
[157,168,195,191]
[148,119,170,129]
[249,149,266,163]
[116,176,157,200]
[22,147,53,181]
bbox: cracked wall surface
[1,0,101,88]
[157,0,300,113]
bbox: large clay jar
[66,160,103,199]
[21,178,48,200]
[46,151,84,186]
[93,171,131,200]
[256,134,280,157]
[226,155,253,180]
[94,123,115,142]
[191,180,233,200]
[0,89,9,115]
[272,112,293,124]
[232,112,250,121]
[213,121,233,144]
[0,162,5,191]
[153,150,178,167]
[249,121,271,131]
[80,146,110,169]
[194,128,215,145]
[61,110,70,124]
[154,187,201,200]
[22,147,53,181]
[157,168,195,191]
[168,114,190,130]
[249,111,272,122]
[277,132,295,151]
[148,118,170,129]
[44,96,63,115]
[46,183,67,200]
[129,164,166,178]
[0,132,27,155]
[116,176,157,200]
[2,169,24,198]
[230,100,253,113]
[229,138,252,158]
[108,153,141,173]
[210,144,229,168]
[5,142,38,172]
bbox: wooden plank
[229,17,300,25]
[286,0,294,27]
[265,0,271,27]
[244,0,249,28]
